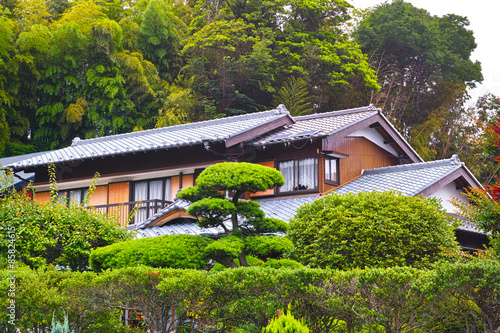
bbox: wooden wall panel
[34,192,51,203]
[327,137,399,185]
[88,185,108,206]
[251,161,277,197]
[182,174,194,189]
[171,176,180,199]
[108,182,130,226]
[108,182,130,204]
[318,155,325,193]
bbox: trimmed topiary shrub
[245,236,294,260]
[89,234,213,271]
[263,306,309,333]
[287,191,460,269]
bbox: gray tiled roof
[135,221,231,239]
[257,194,319,222]
[8,109,291,170]
[128,199,192,230]
[0,151,49,190]
[250,105,378,147]
[334,157,465,196]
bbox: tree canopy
[0,0,382,156]
[0,0,490,184]
[177,162,287,268]
[355,0,482,161]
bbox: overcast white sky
[349,0,500,105]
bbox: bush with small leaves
[288,191,459,269]
[263,306,309,333]
[89,234,213,271]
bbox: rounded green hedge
[287,191,459,269]
[89,234,213,271]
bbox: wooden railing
[90,199,173,226]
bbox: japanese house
[5,105,488,249]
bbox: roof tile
[9,109,290,170]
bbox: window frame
[56,188,88,206]
[277,156,319,194]
[131,177,172,203]
[324,155,340,186]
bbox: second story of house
[7,105,419,208]
[5,104,453,226]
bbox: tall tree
[182,19,275,116]
[355,1,482,152]
[139,0,183,81]
[0,9,14,156]
[184,0,379,115]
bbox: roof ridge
[73,109,286,146]
[255,194,319,203]
[363,158,461,176]
[294,105,378,121]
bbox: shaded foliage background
[0,0,492,183]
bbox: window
[56,188,88,206]
[133,178,172,222]
[279,157,318,193]
[324,156,339,185]
[70,188,89,204]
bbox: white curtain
[279,160,295,192]
[325,158,337,182]
[134,181,148,223]
[149,180,163,215]
[69,190,82,205]
[298,158,316,190]
[165,179,172,201]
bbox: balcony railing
[89,199,173,226]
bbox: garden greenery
[287,191,460,269]
[0,183,132,271]
[89,234,295,271]
[89,234,213,271]
[2,259,499,333]
[178,162,286,268]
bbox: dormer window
[278,157,318,193]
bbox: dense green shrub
[260,259,304,269]
[89,234,213,271]
[245,235,294,260]
[422,258,500,333]
[0,189,132,271]
[3,261,500,333]
[73,266,209,333]
[287,191,459,269]
[0,265,134,333]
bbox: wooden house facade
[5,105,487,249]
